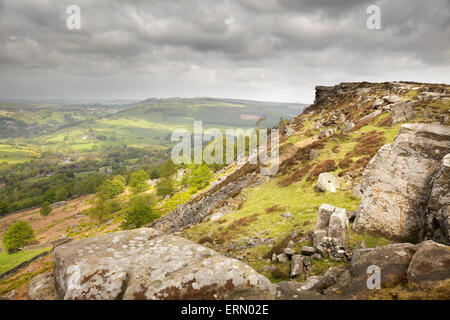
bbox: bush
[186,164,212,190]
[97,175,125,200]
[156,177,174,197]
[86,198,121,221]
[129,170,149,194]
[122,194,160,229]
[3,221,35,253]
[40,202,52,216]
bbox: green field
[0,247,51,274]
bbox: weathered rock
[28,272,58,300]
[354,123,450,242]
[312,229,327,249]
[407,240,450,285]
[347,210,357,221]
[347,243,417,293]
[318,128,335,139]
[425,154,450,244]
[391,100,416,124]
[282,212,293,219]
[342,121,355,133]
[284,248,296,256]
[316,204,336,229]
[277,253,289,263]
[299,276,321,291]
[309,149,319,160]
[8,290,17,300]
[359,110,382,123]
[302,256,311,268]
[290,255,304,278]
[351,185,363,199]
[372,98,384,109]
[301,246,316,256]
[383,95,402,103]
[328,208,349,245]
[317,173,340,193]
[287,240,295,249]
[53,228,276,300]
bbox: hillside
[1,81,449,300]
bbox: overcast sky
[0,0,449,103]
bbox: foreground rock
[407,240,450,285]
[37,228,276,300]
[354,123,450,242]
[28,273,58,300]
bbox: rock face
[50,228,275,300]
[425,154,450,244]
[407,240,450,285]
[342,121,355,133]
[317,173,340,193]
[354,123,450,243]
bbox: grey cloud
[0,0,448,102]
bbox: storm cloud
[0,0,449,102]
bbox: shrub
[186,164,212,190]
[3,221,35,253]
[129,170,149,194]
[156,177,174,197]
[40,202,52,216]
[338,158,353,169]
[122,194,160,229]
[42,189,56,204]
[97,175,125,200]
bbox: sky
[0,0,449,103]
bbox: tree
[156,177,174,197]
[129,170,149,194]
[40,201,52,216]
[3,221,35,253]
[161,159,177,178]
[42,189,56,204]
[122,194,160,229]
[149,169,160,180]
[97,175,125,200]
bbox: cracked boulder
[354,123,450,242]
[51,228,276,300]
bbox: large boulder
[316,204,335,230]
[407,240,450,285]
[347,243,417,293]
[28,272,58,300]
[425,154,450,244]
[51,228,276,300]
[317,173,340,193]
[354,123,450,242]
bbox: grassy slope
[182,83,450,283]
[0,247,51,274]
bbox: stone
[359,110,382,123]
[52,228,276,300]
[347,243,417,293]
[316,204,336,229]
[8,290,17,300]
[391,100,416,124]
[354,123,450,242]
[342,121,355,133]
[425,154,450,244]
[282,212,293,219]
[301,246,316,256]
[347,210,357,221]
[383,95,402,103]
[317,173,340,193]
[277,253,289,263]
[272,253,278,262]
[312,229,327,248]
[290,255,304,278]
[372,98,384,108]
[283,248,296,256]
[299,276,320,291]
[287,240,295,249]
[328,208,349,245]
[407,240,450,285]
[318,128,334,139]
[28,272,58,300]
[309,149,319,160]
[302,256,311,268]
[351,185,363,199]
[311,253,322,260]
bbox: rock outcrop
[354,123,450,243]
[317,173,340,193]
[30,228,276,300]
